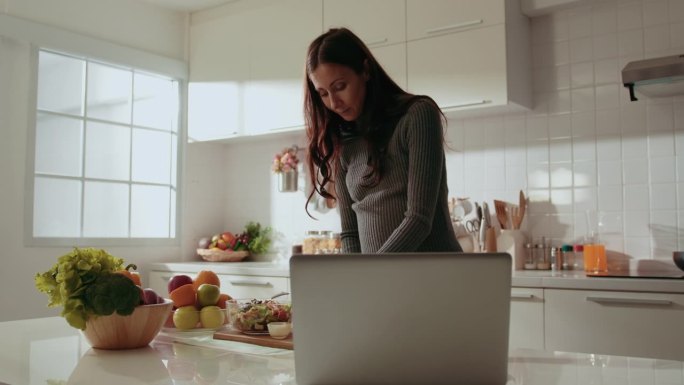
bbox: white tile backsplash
[445,0,684,260]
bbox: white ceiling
[136,0,236,12]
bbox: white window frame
[0,14,188,247]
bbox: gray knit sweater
[335,99,462,253]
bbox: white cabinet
[323,0,405,47]
[544,289,684,360]
[509,288,544,350]
[406,0,531,116]
[371,43,407,91]
[406,0,504,40]
[188,0,322,141]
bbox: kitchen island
[2,317,684,385]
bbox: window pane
[170,188,176,238]
[37,51,84,115]
[171,134,178,187]
[35,113,83,176]
[84,121,130,181]
[133,73,177,131]
[87,62,132,123]
[132,128,171,184]
[33,177,81,237]
[83,181,129,237]
[131,184,170,238]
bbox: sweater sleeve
[335,157,362,253]
[377,100,444,253]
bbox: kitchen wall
[222,0,684,270]
[0,0,227,322]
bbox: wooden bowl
[81,300,173,350]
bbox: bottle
[550,246,563,271]
[573,244,584,271]
[524,243,536,270]
[561,244,574,270]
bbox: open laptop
[289,252,512,385]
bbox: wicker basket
[197,249,250,262]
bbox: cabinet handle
[586,296,673,307]
[442,100,491,110]
[425,19,484,35]
[365,37,388,47]
[229,280,273,287]
[511,293,536,299]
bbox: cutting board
[213,329,293,350]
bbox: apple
[199,305,225,329]
[221,231,235,245]
[142,288,161,305]
[216,239,228,250]
[197,284,220,307]
[198,237,211,249]
[168,275,193,294]
[173,305,200,330]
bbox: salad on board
[229,299,292,333]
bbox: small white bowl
[267,322,292,339]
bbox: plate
[162,326,227,337]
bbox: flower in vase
[272,147,299,173]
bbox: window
[31,49,180,243]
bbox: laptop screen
[289,252,512,385]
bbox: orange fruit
[169,283,196,307]
[217,293,232,309]
[193,270,220,291]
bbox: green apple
[197,283,221,307]
[173,305,200,330]
[200,305,225,329]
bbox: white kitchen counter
[2,316,684,385]
[151,261,684,293]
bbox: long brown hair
[303,28,442,214]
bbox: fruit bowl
[197,249,249,262]
[227,299,292,335]
[163,306,230,332]
[81,299,173,350]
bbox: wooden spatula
[493,200,508,230]
[511,190,526,229]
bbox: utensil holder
[496,229,527,271]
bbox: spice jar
[303,231,321,254]
[536,243,550,270]
[524,243,536,270]
[561,244,574,270]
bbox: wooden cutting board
[213,328,293,350]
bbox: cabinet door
[323,0,406,47]
[509,288,544,350]
[545,289,684,360]
[218,275,290,299]
[188,9,251,141]
[244,0,322,135]
[407,25,507,111]
[406,0,504,41]
[371,43,407,90]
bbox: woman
[303,27,461,254]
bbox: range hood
[622,54,684,101]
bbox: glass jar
[302,231,321,254]
[524,243,536,270]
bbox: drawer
[510,288,544,350]
[545,289,684,360]
[218,275,289,299]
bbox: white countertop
[2,317,684,385]
[151,261,684,293]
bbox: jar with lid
[536,243,550,270]
[561,244,574,270]
[303,230,321,254]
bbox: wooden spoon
[493,200,508,230]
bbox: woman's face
[309,62,367,122]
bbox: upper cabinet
[406,0,532,116]
[188,0,532,142]
[188,0,322,142]
[323,0,405,48]
[323,0,407,90]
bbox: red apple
[221,231,235,245]
[168,274,193,295]
[143,288,161,305]
[216,239,228,250]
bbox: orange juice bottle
[583,244,596,272]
